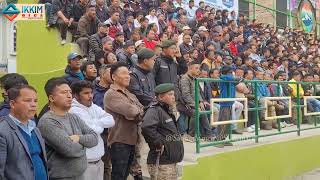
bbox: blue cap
[67,52,82,61]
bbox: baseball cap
[67,52,82,61]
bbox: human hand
[63,18,69,24]
[70,135,80,143]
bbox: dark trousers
[110,142,135,180]
[56,18,77,40]
[217,106,232,141]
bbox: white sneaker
[247,127,255,133]
[281,122,287,128]
[61,39,67,45]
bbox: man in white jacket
[70,80,115,180]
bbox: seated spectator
[102,37,114,54]
[105,10,123,39]
[96,0,109,22]
[303,74,320,113]
[201,50,215,72]
[146,8,160,33]
[64,52,84,84]
[89,22,109,62]
[49,0,78,45]
[104,52,118,65]
[80,61,98,82]
[143,29,158,50]
[70,80,115,180]
[112,32,125,53]
[117,41,136,70]
[179,34,192,55]
[76,5,100,57]
[122,14,135,40]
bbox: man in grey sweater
[38,77,98,180]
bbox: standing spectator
[89,22,109,63]
[0,85,48,180]
[142,83,184,180]
[185,0,197,20]
[216,66,237,146]
[105,11,123,39]
[143,29,158,50]
[93,65,112,109]
[122,14,135,40]
[81,61,98,82]
[50,0,77,45]
[96,0,109,22]
[153,40,178,85]
[104,62,144,180]
[178,61,214,139]
[76,5,100,57]
[146,8,160,33]
[129,48,156,107]
[117,42,136,70]
[38,77,98,179]
[70,80,115,180]
[64,52,84,84]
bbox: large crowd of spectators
[1,0,320,179]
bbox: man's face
[112,67,130,88]
[85,64,97,79]
[144,56,156,71]
[99,26,108,36]
[159,91,175,106]
[69,58,81,71]
[127,16,134,23]
[305,76,313,82]
[87,7,96,18]
[112,13,120,22]
[80,0,88,5]
[50,84,73,111]
[96,0,104,6]
[163,45,177,58]
[180,16,187,24]
[10,88,37,121]
[76,88,93,107]
[116,35,125,43]
[245,71,254,80]
[210,70,220,79]
[314,75,320,82]
[200,2,205,8]
[147,31,156,40]
[189,64,201,77]
[103,41,113,51]
[235,69,244,78]
[126,45,135,55]
[256,72,264,79]
[278,74,285,81]
[112,0,120,6]
[183,35,191,44]
[132,32,141,41]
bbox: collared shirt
[9,114,36,136]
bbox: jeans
[307,98,320,112]
[189,114,214,138]
[110,143,135,180]
[177,113,187,134]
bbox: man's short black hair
[292,71,301,77]
[110,62,128,80]
[81,61,95,74]
[71,80,94,96]
[8,84,37,101]
[3,74,29,91]
[44,77,69,97]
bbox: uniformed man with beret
[142,83,184,180]
[128,48,157,180]
[153,40,178,86]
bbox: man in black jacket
[153,40,178,85]
[142,83,184,180]
[88,22,109,62]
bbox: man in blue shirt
[0,85,48,180]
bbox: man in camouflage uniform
[142,83,184,180]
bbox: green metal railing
[194,78,320,153]
[240,0,320,34]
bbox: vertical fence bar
[276,83,281,132]
[313,84,318,127]
[288,0,293,28]
[297,82,301,136]
[273,0,276,27]
[253,0,256,19]
[254,82,259,143]
[195,78,200,153]
[228,82,232,140]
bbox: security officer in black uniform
[142,83,184,180]
[129,48,157,107]
[153,40,178,86]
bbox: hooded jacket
[0,101,10,117]
[93,80,110,109]
[69,99,115,161]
